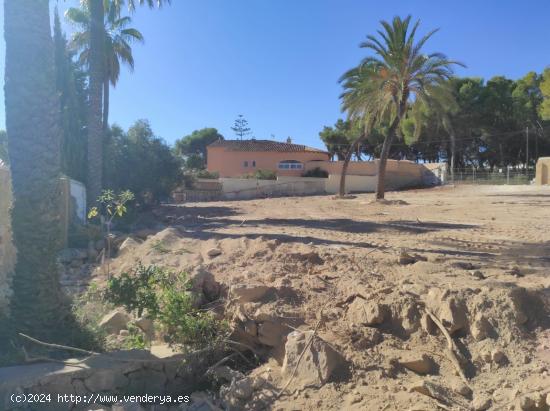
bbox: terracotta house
[206,139,330,177]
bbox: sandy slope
[99,184,550,410]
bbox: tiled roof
[208,139,328,154]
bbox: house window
[252,161,256,167]
[278,160,303,170]
[243,161,248,167]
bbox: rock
[134,316,154,340]
[471,315,491,341]
[491,349,506,364]
[98,310,131,335]
[518,395,537,410]
[257,321,289,347]
[350,327,382,349]
[188,392,222,411]
[507,266,523,277]
[58,248,87,264]
[472,395,492,411]
[134,228,156,239]
[398,251,417,265]
[243,320,257,336]
[206,248,222,257]
[95,239,106,251]
[398,353,434,375]
[210,366,245,382]
[420,313,437,335]
[112,402,145,411]
[425,289,468,335]
[451,380,472,398]
[231,377,254,400]
[85,369,129,392]
[451,261,476,270]
[118,237,140,254]
[287,251,324,265]
[230,284,273,303]
[408,379,450,403]
[347,298,388,326]
[119,329,130,337]
[471,270,486,280]
[281,330,342,388]
[87,241,99,261]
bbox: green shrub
[302,167,329,178]
[240,169,277,180]
[195,169,219,179]
[253,169,277,180]
[104,264,226,351]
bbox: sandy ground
[102,184,550,410]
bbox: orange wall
[207,147,330,177]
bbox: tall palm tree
[66,4,144,131]
[4,0,64,337]
[85,0,170,205]
[340,16,463,200]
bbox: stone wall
[0,166,15,316]
[0,347,210,411]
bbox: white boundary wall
[214,162,446,200]
[0,166,15,316]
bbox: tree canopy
[174,128,224,170]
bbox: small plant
[122,324,147,350]
[88,189,135,277]
[151,240,171,254]
[104,264,226,351]
[195,169,219,179]
[253,169,276,180]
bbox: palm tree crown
[340,15,463,199]
[66,4,144,88]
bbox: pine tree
[231,115,252,140]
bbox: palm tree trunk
[376,116,401,200]
[339,137,363,197]
[4,0,63,337]
[87,0,105,205]
[450,132,456,183]
[103,79,110,132]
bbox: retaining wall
[0,347,206,411]
[220,177,326,200]
[0,166,15,316]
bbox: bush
[302,167,329,178]
[104,121,182,204]
[104,264,226,351]
[195,169,219,179]
[240,169,277,180]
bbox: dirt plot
[101,184,550,410]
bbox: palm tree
[340,16,463,200]
[85,0,170,205]
[4,0,64,338]
[66,4,144,132]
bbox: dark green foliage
[174,128,224,170]
[104,265,225,350]
[104,120,182,204]
[302,167,328,178]
[54,8,88,182]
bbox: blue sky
[1,0,549,149]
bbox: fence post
[506,167,510,185]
